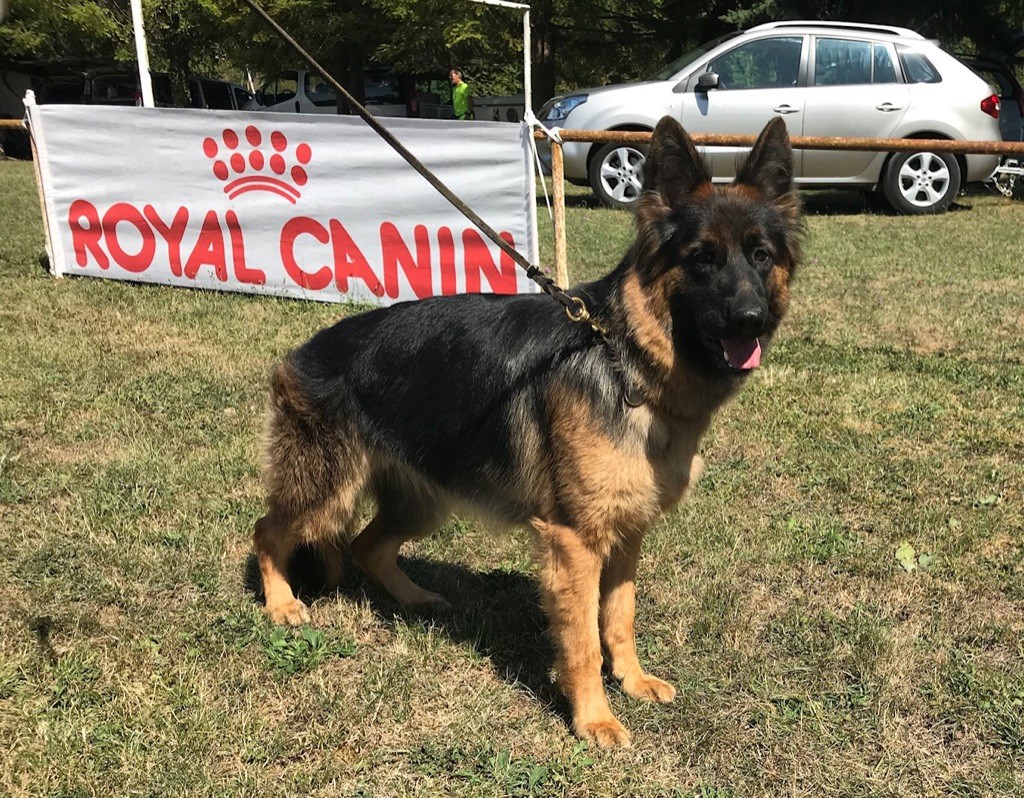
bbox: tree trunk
[165,12,193,108]
[334,51,366,115]
[531,0,556,110]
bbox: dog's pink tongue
[721,337,762,370]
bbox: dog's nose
[730,304,766,333]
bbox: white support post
[464,0,539,268]
[466,0,532,113]
[523,8,531,114]
[130,0,155,108]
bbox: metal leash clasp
[565,296,590,324]
[564,295,609,336]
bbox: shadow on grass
[244,547,568,721]
[801,189,976,216]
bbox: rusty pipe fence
[538,129,1024,286]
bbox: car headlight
[540,94,588,124]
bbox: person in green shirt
[449,68,474,121]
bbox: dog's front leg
[534,520,631,748]
[600,532,676,703]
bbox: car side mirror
[696,72,720,93]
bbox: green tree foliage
[0,0,235,104]
[226,0,526,105]
[223,0,391,111]
[143,0,235,94]
[3,0,1021,109]
[528,0,752,105]
[0,0,129,61]
[368,0,526,96]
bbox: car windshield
[647,31,743,81]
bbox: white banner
[28,104,539,304]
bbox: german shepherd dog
[253,116,801,747]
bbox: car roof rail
[748,20,926,40]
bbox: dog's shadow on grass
[244,548,567,718]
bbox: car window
[151,74,174,106]
[93,74,137,104]
[305,72,336,107]
[706,37,803,90]
[233,86,252,108]
[269,70,298,105]
[649,31,743,81]
[873,44,898,83]
[417,77,452,103]
[365,72,402,105]
[37,79,85,104]
[188,78,204,108]
[898,49,942,83]
[814,38,898,85]
[201,79,234,110]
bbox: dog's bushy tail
[260,359,366,540]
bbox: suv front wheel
[882,150,961,214]
[589,143,647,209]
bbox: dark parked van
[35,66,174,107]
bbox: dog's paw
[621,672,676,703]
[405,593,453,616]
[689,454,705,484]
[575,716,632,749]
[264,598,311,626]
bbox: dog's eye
[752,248,771,265]
[694,250,714,266]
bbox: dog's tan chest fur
[546,385,705,556]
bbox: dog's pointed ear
[735,117,794,201]
[641,116,711,211]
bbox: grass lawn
[1,158,1022,797]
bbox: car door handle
[773,105,800,114]
[876,103,903,112]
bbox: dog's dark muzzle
[728,302,767,336]
[714,282,771,372]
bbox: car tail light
[981,94,1000,119]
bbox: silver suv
[540,21,1002,214]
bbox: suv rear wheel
[882,150,961,214]
[589,143,647,209]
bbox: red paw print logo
[202,126,312,204]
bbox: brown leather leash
[238,0,606,335]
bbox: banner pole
[523,8,532,114]
[130,0,155,107]
[23,94,58,276]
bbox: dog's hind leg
[600,532,676,703]
[350,476,451,611]
[254,482,363,625]
[255,360,368,624]
[254,509,311,625]
[319,538,346,591]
